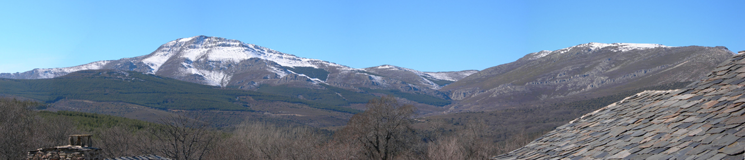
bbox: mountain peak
[143,35,346,73]
[566,42,670,53]
[372,64,399,70]
[527,42,672,60]
[580,42,668,49]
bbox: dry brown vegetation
[1,96,532,160]
[0,99,77,160]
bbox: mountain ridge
[1,37,735,115]
[0,36,475,100]
[441,43,732,113]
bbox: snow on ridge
[424,70,478,81]
[372,64,477,82]
[375,65,397,70]
[612,43,670,52]
[556,42,671,54]
[177,37,195,42]
[527,50,553,60]
[368,64,453,89]
[35,60,111,78]
[143,36,196,74]
[371,65,425,76]
[527,42,673,60]
[164,36,350,70]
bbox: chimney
[68,134,93,148]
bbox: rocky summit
[495,52,745,159]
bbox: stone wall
[27,145,102,160]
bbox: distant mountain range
[0,36,475,100]
[441,43,733,112]
[0,36,735,115]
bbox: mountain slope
[441,43,733,112]
[496,50,745,159]
[0,36,474,104]
[0,70,360,113]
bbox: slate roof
[495,53,745,159]
[105,155,171,160]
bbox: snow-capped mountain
[525,42,671,60]
[362,65,477,90]
[0,35,476,97]
[0,60,112,79]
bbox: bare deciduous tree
[0,99,77,160]
[149,113,216,160]
[336,96,416,160]
[426,118,500,160]
[206,121,327,160]
[97,126,147,158]
[0,99,37,160]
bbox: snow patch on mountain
[372,65,476,82]
[177,37,195,42]
[181,66,231,87]
[141,36,339,77]
[373,65,425,75]
[527,50,553,60]
[205,47,253,63]
[556,42,671,54]
[419,76,441,90]
[374,65,397,70]
[268,65,288,78]
[200,70,231,87]
[369,65,444,89]
[424,70,478,82]
[36,60,111,78]
[180,48,210,62]
[368,74,386,86]
[299,74,326,84]
[285,69,326,84]
[142,38,193,73]
[526,43,673,61]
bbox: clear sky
[1,0,743,73]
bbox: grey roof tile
[719,141,745,155]
[714,134,740,146]
[707,127,727,134]
[698,150,719,159]
[723,155,744,160]
[702,134,723,144]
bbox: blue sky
[1,0,743,73]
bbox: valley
[0,36,737,159]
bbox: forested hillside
[0,70,359,113]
